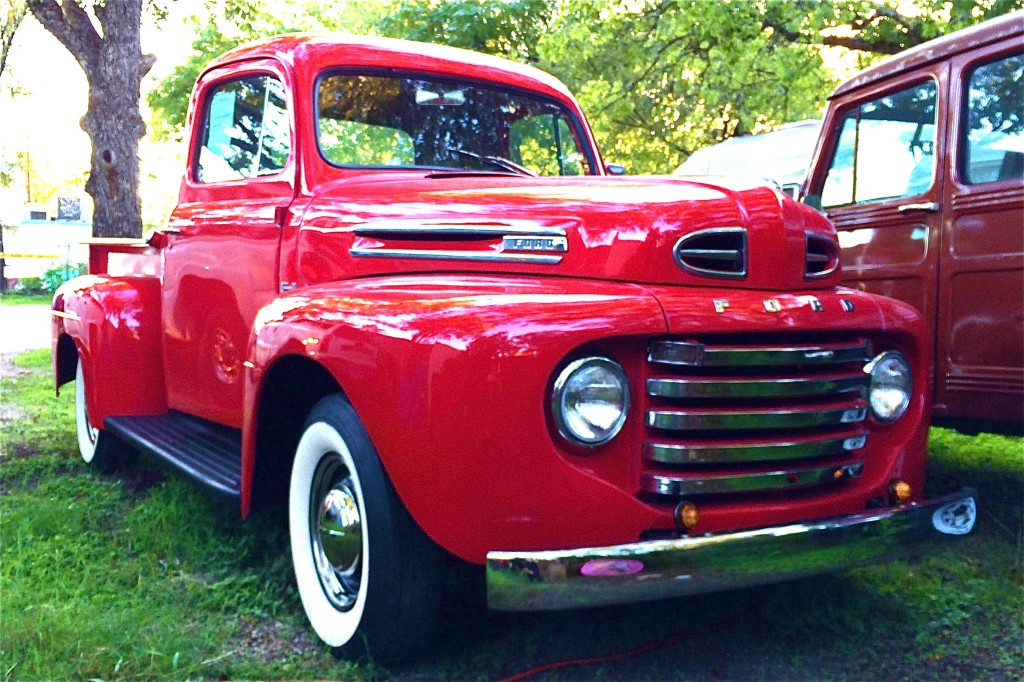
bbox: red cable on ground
[495,612,742,682]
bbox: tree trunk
[28,0,154,239]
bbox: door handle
[897,202,940,213]
[158,226,182,234]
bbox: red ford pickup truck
[52,35,977,661]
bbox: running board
[105,411,242,500]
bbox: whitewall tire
[289,394,444,663]
[74,359,130,472]
[290,420,369,646]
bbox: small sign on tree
[57,197,81,222]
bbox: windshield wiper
[446,148,538,177]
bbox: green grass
[0,293,52,306]
[2,347,1021,680]
[0,350,353,681]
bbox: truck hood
[294,173,840,291]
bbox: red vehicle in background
[803,12,1024,431]
[52,35,977,662]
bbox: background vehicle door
[806,64,947,412]
[162,61,295,427]
[938,47,1023,421]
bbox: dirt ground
[0,303,51,358]
[0,303,50,431]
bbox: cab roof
[832,11,1023,99]
[203,33,576,102]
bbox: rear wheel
[289,394,443,663]
[74,359,131,472]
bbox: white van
[674,120,821,196]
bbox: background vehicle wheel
[74,359,132,473]
[289,394,444,663]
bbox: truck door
[805,66,946,412]
[939,47,1024,421]
[161,62,295,427]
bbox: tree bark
[28,0,154,238]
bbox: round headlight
[552,356,630,447]
[865,351,912,422]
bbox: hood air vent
[673,228,747,279]
[806,232,840,279]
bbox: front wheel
[289,394,443,663]
[74,359,131,472]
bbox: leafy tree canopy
[763,0,1024,55]
[149,0,1023,172]
[374,0,553,63]
[539,0,830,171]
[148,0,380,139]
[1,0,27,88]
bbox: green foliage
[0,0,27,86]
[40,262,85,293]
[148,0,1023,172]
[538,0,832,173]
[10,276,42,295]
[147,0,383,140]
[7,264,85,296]
[765,0,1024,55]
[375,0,554,63]
[148,21,245,140]
[319,118,415,167]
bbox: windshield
[317,73,594,176]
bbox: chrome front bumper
[486,490,977,611]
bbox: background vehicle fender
[244,275,669,562]
[52,275,167,426]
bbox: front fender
[52,275,167,426]
[246,275,668,563]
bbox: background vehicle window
[197,76,291,183]
[963,53,1024,184]
[819,81,937,208]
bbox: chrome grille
[642,462,865,496]
[643,337,871,498]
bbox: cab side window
[820,81,938,208]
[197,76,291,183]
[963,53,1024,184]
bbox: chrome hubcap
[310,455,362,611]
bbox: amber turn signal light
[890,479,912,505]
[675,501,700,530]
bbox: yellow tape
[0,253,61,259]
